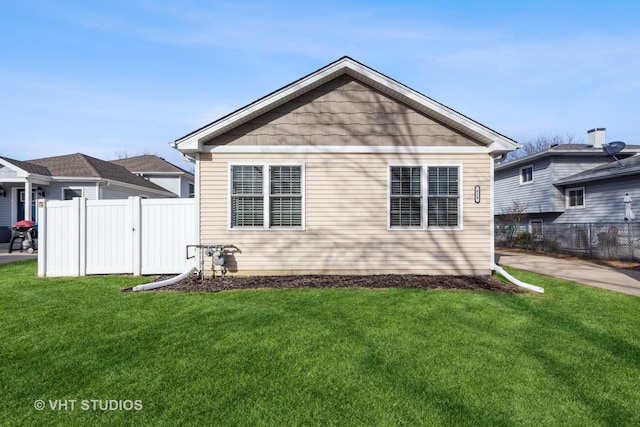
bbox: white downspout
[491,152,543,293]
[132,266,197,292]
[492,263,544,293]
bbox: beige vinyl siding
[200,152,492,275]
[205,76,484,148]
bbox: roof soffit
[176,57,519,153]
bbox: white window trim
[519,164,534,185]
[228,162,305,231]
[387,163,463,231]
[566,186,586,209]
[62,187,84,200]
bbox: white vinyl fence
[37,197,197,277]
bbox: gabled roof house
[0,153,177,241]
[111,155,194,198]
[173,56,519,276]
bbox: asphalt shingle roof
[25,153,170,193]
[0,156,51,175]
[111,155,192,175]
[555,154,640,185]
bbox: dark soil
[127,274,523,293]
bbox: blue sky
[2,1,639,168]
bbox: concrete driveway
[0,243,37,266]
[496,250,640,297]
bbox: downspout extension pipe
[493,263,544,293]
[132,266,197,292]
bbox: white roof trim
[204,144,490,154]
[0,158,30,178]
[176,57,519,154]
[0,158,52,184]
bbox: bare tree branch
[502,133,578,163]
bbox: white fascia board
[205,144,490,154]
[135,172,185,177]
[0,159,29,178]
[0,174,51,185]
[0,160,56,183]
[49,176,102,182]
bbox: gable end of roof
[175,56,519,154]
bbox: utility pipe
[132,266,197,292]
[493,263,544,293]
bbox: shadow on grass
[491,280,640,425]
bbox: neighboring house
[553,153,640,223]
[173,56,519,276]
[111,155,195,198]
[494,128,640,232]
[0,153,176,242]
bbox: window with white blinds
[231,166,264,227]
[231,164,303,229]
[270,166,302,227]
[390,166,422,227]
[427,167,459,227]
[389,165,460,229]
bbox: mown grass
[1,260,640,426]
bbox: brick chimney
[587,128,606,147]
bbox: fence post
[130,196,142,276]
[634,223,638,261]
[37,199,47,277]
[78,197,87,276]
[628,222,633,260]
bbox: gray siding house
[495,128,640,229]
[553,154,640,223]
[0,153,177,242]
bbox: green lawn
[1,261,640,426]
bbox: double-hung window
[520,165,533,185]
[566,187,585,208]
[390,167,422,227]
[428,167,459,227]
[231,166,264,227]
[270,166,302,227]
[389,165,460,229]
[231,164,303,229]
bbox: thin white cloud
[4,0,640,154]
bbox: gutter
[169,142,196,164]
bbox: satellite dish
[603,141,626,155]
[602,141,626,168]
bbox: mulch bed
[124,274,523,293]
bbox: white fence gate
[37,197,197,277]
